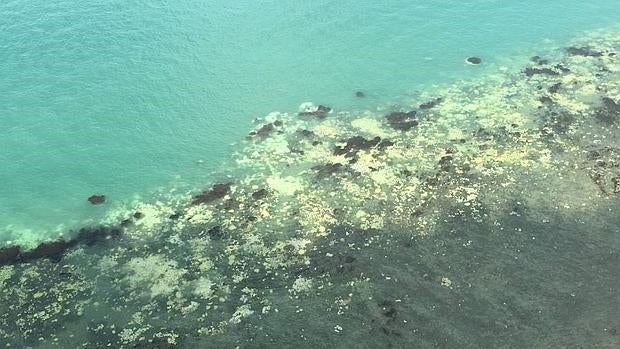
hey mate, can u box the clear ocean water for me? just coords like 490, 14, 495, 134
1, 0, 618, 246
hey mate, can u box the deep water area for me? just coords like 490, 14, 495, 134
1, 28, 619, 348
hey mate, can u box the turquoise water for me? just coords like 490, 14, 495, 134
1, 0, 619, 245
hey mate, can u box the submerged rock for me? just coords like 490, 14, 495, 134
298, 129, 315, 138
299, 105, 332, 119
548, 82, 562, 94
0, 226, 123, 266
385, 111, 418, 131
566, 46, 602, 57
248, 123, 276, 139
0, 246, 20, 265
333, 136, 393, 158
419, 98, 443, 110
87, 195, 105, 205
531, 55, 550, 65
256, 123, 275, 137
545, 111, 575, 135
595, 97, 620, 125
19, 240, 74, 263
76, 227, 121, 246
586, 147, 620, 167
251, 188, 269, 200
207, 226, 224, 240
192, 183, 232, 205
466, 56, 482, 65
313, 163, 344, 179
524, 67, 559, 77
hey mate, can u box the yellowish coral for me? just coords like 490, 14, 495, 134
313, 120, 341, 138
266, 175, 304, 196
350, 117, 389, 137
0, 266, 13, 290
185, 205, 214, 225
124, 254, 187, 298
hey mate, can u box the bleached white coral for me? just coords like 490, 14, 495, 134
192, 277, 215, 300
229, 304, 254, 324
313, 120, 341, 138
266, 175, 304, 196
351, 117, 389, 137
0, 266, 13, 289
185, 205, 214, 225
291, 276, 313, 295
124, 254, 187, 298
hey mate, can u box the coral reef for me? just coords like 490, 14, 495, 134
1, 28, 619, 348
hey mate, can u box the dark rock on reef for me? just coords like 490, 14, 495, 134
586, 147, 619, 166
595, 97, 620, 125
590, 170, 612, 195
539, 96, 554, 105
222, 198, 241, 211
76, 227, 121, 246
19, 240, 73, 263
313, 163, 343, 179
566, 46, 602, 57
333, 136, 394, 158
531, 56, 549, 65
438, 148, 457, 172
438, 154, 454, 172
332, 207, 344, 216
1, 226, 122, 266
545, 111, 575, 135
298, 129, 315, 138
207, 226, 224, 240
248, 121, 284, 139
613, 176, 620, 194
88, 195, 105, 205
0, 246, 20, 265
419, 98, 443, 110
169, 213, 181, 220
251, 188, 269, 200
548, 82, 562, 94
289, 147, 305, 155
255, 123, 274, 137
524, 67, 559, 77
192, 183, 232, 205
466, 56, 482, 65
257, 123, 274, 136
355, 91, 365, 98
586, 147, 620, 193
298, 105, 332, 119
385, 111, 418, 131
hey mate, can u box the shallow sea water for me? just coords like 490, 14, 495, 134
1, 1, 620, 349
